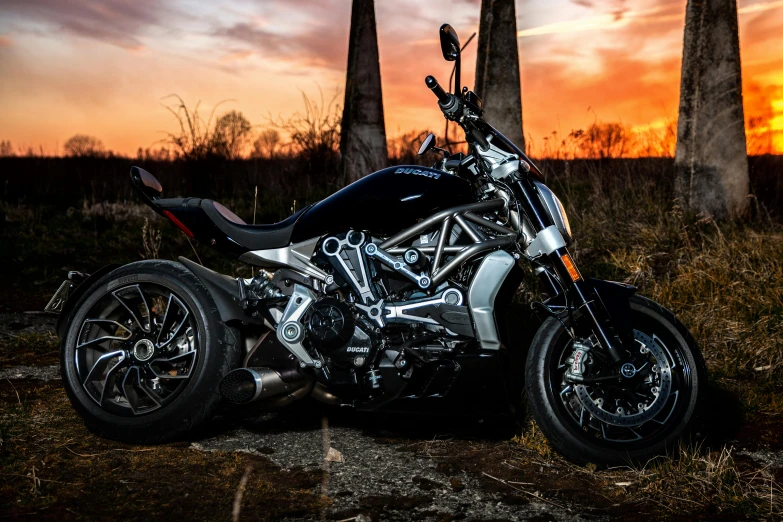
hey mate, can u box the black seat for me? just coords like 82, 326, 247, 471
201, 200, 309, 251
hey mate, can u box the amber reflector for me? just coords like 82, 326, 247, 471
561, 254, 581, 282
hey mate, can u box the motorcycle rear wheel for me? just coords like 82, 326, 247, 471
525, 295, 706, 466
60, 260, 241, 444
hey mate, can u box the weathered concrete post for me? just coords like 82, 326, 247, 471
475, 0, 524, 150
341, 0, 387, 184
675, 0, 749, 218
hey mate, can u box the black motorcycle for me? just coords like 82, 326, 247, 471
47, 24, 705, 465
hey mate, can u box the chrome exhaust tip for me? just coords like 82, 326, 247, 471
219, 367, 291, 405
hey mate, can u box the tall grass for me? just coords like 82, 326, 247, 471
536, 158, 783, 381
631, 443, 782, 517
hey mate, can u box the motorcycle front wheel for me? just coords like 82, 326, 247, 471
60, 260, 241, 444
525, 295, 706, 466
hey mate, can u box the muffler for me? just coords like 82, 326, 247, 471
220, 367, 309, 405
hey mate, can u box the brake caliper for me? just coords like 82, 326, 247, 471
564, 338, 595, 381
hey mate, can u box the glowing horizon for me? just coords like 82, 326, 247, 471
0, 0, 781, 157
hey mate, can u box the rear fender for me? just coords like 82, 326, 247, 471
178, 257, 265, 325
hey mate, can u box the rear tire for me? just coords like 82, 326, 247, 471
525, 295, 706, 466
60, 260, 241, 444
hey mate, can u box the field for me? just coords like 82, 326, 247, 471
1, 154, 782, 520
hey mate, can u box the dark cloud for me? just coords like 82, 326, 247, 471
612, 0, 630, 22
2, 0, 179, 49
211, 0, 353, 71
212, 20, 349, 70
570, 0, 629, 21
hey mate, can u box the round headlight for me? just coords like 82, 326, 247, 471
552, 193, 572, 242
533, 182, 573, 245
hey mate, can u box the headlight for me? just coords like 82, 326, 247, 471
534, 182, 573, 245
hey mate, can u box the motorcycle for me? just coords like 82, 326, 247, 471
47, 24, 705, 465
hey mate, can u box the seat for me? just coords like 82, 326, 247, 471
201, 200, 309, 251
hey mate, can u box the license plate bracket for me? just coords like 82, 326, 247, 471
44, 280, 73, 313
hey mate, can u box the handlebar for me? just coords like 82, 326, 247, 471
425, 75, 450, 105
424, 76, 544, 181
467, 123, 489, 151
425, 75, 489, 151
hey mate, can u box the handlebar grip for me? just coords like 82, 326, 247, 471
425, 75, 450, 105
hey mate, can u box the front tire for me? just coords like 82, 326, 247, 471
525, 295, 706, 466
61, 260, 241, 444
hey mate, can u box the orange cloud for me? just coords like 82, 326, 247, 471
0, 0, 781, 157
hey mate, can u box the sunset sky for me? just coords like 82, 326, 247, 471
1, 0, 782, 156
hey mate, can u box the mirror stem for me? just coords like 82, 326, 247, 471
454, 58, 461, 97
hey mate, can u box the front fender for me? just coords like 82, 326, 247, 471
543, 278, 636, 342
589, 278, 636, 343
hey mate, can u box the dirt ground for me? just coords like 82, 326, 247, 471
1, 312, 781, 521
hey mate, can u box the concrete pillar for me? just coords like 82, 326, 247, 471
475, 0, 524, 150
340, 0, 387, 183
675, 0, 749, 218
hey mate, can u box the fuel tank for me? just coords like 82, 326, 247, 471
290, 165, 474, 242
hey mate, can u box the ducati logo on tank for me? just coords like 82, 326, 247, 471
394, 167, 441, 179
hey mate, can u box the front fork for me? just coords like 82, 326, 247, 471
513, 177, 629, 365
545, 247, 627, 364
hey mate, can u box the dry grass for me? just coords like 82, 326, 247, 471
509, 430, 783, 519
540, 159, 783, 382
628, 443, 783, 518
512, 420, 553, 459
601, 211, 783, 379
0, 381, 329, 520
0, 332, 60, 368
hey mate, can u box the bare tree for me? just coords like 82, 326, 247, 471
0, 140, 13, 157
213, 110, 253, 159
251, 129, 282, 159
162, 94, 231, 160
271, 90, 342, 159
571, 123, 629, 159
63, 134, 105, 157
675, 0, 749, 218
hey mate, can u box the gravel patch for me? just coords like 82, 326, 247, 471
0, 364, 60, 381
194, 415, 586, 521
0, 312, 57, 339
739, 449, 783, 470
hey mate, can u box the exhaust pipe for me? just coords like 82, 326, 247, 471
220, 367, 307, 405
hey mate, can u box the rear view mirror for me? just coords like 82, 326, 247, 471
130, 166, 163, 201
439, 24, 462, 95
439, 24, 461, 61
418, 134, 436, 155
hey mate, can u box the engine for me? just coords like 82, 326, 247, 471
259, 229, 482, 406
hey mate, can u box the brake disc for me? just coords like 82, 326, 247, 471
573, 330, 673, 427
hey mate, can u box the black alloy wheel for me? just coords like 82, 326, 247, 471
61, 260, 241, 444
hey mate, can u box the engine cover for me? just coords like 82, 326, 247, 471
306, 298, 378, 368
307, 298, 354, 350
330, 319, 375, 368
